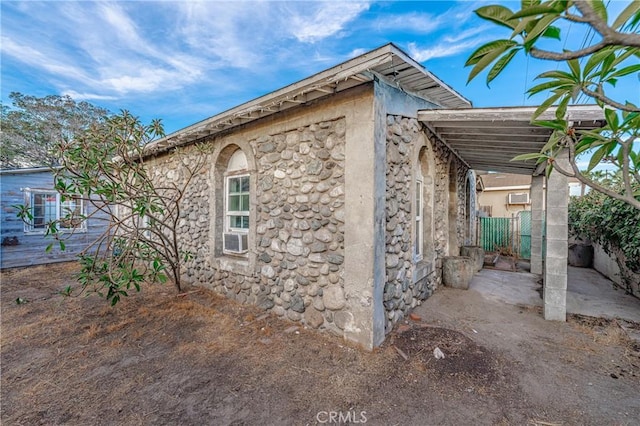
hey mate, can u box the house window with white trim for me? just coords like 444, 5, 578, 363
24, 189, 85, 233
223, 150, 250, 255
226, 175, 250, 231
415, 175, 423, 261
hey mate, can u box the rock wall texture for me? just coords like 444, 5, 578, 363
383, 114, 469, 333
148, 118, 348, 335
147, 111, 471, 341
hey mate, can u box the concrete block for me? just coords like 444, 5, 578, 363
546, 257, 568, 274
544, 273, 567, 290
544, 303, 567, 321
546, 209, 569, 227
547, 222, 569, 241
546, 239, 568, 256
546, 188, 568, 206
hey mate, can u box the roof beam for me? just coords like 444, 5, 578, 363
419, 105, 605, 123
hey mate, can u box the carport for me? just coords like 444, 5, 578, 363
418, 105, 605, 321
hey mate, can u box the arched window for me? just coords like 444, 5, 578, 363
415, 142, 435, 262
225, 150, 250, 234
214, 147, 251, 256
415, 170, 424, 260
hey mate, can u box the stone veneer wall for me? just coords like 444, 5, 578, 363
148, 118, 348, 335
383, 114, 469, 333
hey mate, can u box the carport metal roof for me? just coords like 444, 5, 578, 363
418, 105, 605, 175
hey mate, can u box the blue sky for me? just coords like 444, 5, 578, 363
2, 1, 638, 136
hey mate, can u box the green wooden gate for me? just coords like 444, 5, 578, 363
519, 211, 531, 260
478, 217, 515, 254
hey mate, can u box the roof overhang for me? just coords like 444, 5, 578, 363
146, 43, 471, 156
418, 105, 606, 175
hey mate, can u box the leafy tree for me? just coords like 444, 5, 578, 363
16, 111, 209, 305
466, 0, 640, 209
1, 92, 109, 168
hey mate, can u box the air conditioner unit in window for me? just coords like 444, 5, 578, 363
223, 232, 248, 254
508, 192, 530, 204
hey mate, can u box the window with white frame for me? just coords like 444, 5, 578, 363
226, 175, 250, 231
24, 189, 86, 233
222, 149, 250, 255
415, 175, 423, 260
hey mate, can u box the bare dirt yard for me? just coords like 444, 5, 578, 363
2, 262, 639, 425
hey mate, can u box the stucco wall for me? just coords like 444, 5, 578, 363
593, 242, 640, 298
478, 189, 531, 218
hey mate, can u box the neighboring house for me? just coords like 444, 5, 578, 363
478, 172, 586, 217
0, 167, 107, 268
477, 172, 533, 218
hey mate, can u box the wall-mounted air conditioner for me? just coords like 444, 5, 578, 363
223, 232, 248, 254
508, 192, 530, 204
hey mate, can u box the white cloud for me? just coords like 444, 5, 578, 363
407, 39, 481, 62
288, 2, 370, 43
62, 91, 118, 101
1, 2, 206, 98
374, 12, 443, 34
348, 48, 368, 58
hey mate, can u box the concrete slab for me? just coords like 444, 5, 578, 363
566, 266, 640, 323
466, 266, 640, 323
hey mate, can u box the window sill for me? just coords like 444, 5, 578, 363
413, 259, 433, 283
24, 228, 88, 235
213, 255, 255, 277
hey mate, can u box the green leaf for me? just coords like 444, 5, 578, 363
465, 39, 518, 66
528, 80, 573, 95
541, 25, 561, 40
511, 4, 559, 19
567, 58, 581, 79
555, 95, 570, 120
536, 70, 575, 80
604, 108, 619, 131
524, 14, 559, 44
59, 240, 66, 251
608, 64, 640, 79
531, 91, 565, 119
533, 119, 567, 131
587, 145, 608, 172
512, 152, 545, 161
486, 48, 520, 84
475, 5, 517, 29
467, 43, 517, 83
45, 243, 53, 253
584, 48, 616, 78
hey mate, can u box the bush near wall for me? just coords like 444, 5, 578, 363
569, 186, 640, 296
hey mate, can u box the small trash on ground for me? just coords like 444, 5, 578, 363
433, 347, 445, 359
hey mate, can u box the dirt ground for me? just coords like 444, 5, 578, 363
2, 262, 639, 425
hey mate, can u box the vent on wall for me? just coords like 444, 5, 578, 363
508, 192, 530, 204
223, 232, 248, 254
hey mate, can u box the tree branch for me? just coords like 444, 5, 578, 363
557, 137, 640, 209
580, 86, 640, 113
